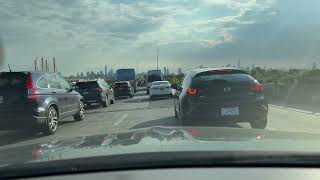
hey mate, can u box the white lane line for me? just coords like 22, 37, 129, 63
266, 127, 278, 131
113, 113, 128, 127
269, 104, 315, 115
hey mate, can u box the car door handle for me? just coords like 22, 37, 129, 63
52, 90, 57, 94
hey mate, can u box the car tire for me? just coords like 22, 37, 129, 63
110, 96, 115, 104
130, 94, 133, 98
250, 117, 267, 129
102, 96, 108, 107
74, 101, 85, 121
42, 106, 59, 135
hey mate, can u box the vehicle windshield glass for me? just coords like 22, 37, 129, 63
75, 82, 98, 89
0, 73, 26, 89
152, 82, 170, 86
148, 75, 162, 82
115, 82, 129, 87
194, 73, 255, 82
2, 0, 320, 176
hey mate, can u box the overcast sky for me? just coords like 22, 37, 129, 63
1, 0, 320, 75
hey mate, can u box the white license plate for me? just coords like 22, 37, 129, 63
221, 107, 239, 116
0, 96, 3, 104
83, 92, 89, 95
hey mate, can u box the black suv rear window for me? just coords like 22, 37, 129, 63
115, 82, 129, 88
0, 72, 27, 89
75, 81, 99, 89
193, 70, 255, 84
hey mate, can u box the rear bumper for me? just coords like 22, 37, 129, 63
0, 109, 47, 130
181, 99, 268, 122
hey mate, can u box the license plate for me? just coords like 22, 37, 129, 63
221, 107, 239, 116
0, 96, 3, 104
83, 92, 89, 95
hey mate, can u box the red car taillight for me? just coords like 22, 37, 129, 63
252, 84, 263, 93
186, 88, 198, 96
27, 73, 39, 103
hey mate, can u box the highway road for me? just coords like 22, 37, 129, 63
0, 88, 320, 150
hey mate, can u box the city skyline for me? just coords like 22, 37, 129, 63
1, 1, 320, 75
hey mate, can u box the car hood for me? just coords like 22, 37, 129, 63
1, 126, 320, 165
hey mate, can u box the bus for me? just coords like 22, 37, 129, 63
116, 69, 137, 92
146, 70, 163, 94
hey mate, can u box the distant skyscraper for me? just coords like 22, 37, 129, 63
245, 66, 250, 72
312, 62, 317, 70
178, 68, 182, 75
237, 58, 241, 68
166, 69, 169, 75
164, 67, 167, 75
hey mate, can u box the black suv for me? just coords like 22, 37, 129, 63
0, 71, 85, 135
114, 81, 134, 98
174, 68, 268, 129
75, 79, 115, 107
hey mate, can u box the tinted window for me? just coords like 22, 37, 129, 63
0, 72, 26, 89
47, 75, 60, 89
115, 82, 130, 88
147, 74, 162, 82
194, 73, 255, 83
152, 82, 170, 86
37, 75, 49, 88
57, 76, 71, 89
76, 81, 99, 89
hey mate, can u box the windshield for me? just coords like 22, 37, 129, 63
152, 81, 170, 86
75, 82, 98, 89
2, 0, 320, 176
115, 82, 130, 87
148, 75, 162, 82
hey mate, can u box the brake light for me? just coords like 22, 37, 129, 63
27, 74, 39, 103
96, 87, 102, 92
186, 88, 198, 96
252, 84, 263, 92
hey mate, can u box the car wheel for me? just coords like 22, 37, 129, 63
178, 107, 193, 126
110, 96, 115, 104
43, 106, 59, 135
74, 101, 85, 121
250, 117, 267, 129
102, 96, 108, 107
130, 94, 133, 98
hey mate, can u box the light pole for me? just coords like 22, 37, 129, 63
156, 48, 159, 70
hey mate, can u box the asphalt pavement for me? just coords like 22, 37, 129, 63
1, 88, 320, 150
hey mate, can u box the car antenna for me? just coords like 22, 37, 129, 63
8, 64, 12, 72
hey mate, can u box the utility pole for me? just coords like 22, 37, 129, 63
34, 57, 38, 71
45, 59, 48, 72
41, 57, 44, 71
156, 48, 159, 70
53, 57, 56, 72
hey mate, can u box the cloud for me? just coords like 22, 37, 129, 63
1, 0, 319, 73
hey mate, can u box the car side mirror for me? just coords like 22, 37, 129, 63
68, 87, 73, 92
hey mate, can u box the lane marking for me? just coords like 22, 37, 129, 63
266, 127, 278, 131
113, 113, 128, 127
269, 104, 316, 115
